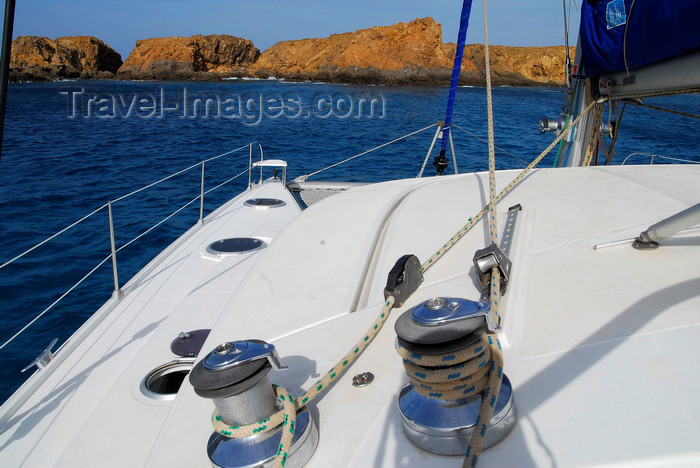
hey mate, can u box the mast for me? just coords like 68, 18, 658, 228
0, 0, 16, 164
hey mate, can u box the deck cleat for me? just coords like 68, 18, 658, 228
395, 298, 517, 456
189, 340, 318, 468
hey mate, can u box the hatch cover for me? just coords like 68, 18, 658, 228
206, 238, 266, 256
170, 329, 211, 358
244, 198, 286, 209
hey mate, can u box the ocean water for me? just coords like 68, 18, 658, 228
0, 80, 698, 402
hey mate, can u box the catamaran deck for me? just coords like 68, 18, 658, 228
1, 165, 699, 467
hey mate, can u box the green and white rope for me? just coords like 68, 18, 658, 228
396, 334, 491, 400
212, 386, 296, 468
465, 334, 504, 468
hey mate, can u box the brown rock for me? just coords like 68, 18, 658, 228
444, 43, 573, 86
117, 35, 260, 80
251, 17, 452, 85
252, 17, 571, 86
10, 36, 122, 81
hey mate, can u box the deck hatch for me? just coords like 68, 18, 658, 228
140, 359, 195, 401
206, 238, 267, 256
244, 198, 286, 209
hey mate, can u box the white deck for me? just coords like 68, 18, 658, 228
1, 165, 699, 467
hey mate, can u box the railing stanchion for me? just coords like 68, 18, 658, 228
258, 143, 264, 183
199, 162, 205, 223
108, 201, 121, 298
248, 143, 253, 188
448, 128, 459, 174
418, 125, 443, 178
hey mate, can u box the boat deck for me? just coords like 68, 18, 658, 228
1, 165, 699, 467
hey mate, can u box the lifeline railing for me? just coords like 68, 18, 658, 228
0, 142, 264, 351
621, 152, 700, 165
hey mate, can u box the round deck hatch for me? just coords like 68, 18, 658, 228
140, 359, 194, 401
244, 198, 286, 209
206, 238, 266, 256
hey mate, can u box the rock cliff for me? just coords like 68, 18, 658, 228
9, 19, 570, 86
252, 18, 570, 86
10, 36, 122, 81
251, 17, 453, 84
117, 35, 260, 80
448, 44, 571, 87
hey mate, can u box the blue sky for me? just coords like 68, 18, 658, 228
12, 1, 579, 60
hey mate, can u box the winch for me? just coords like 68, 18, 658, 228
189, 340, 318, 468
395, 297, 517, 455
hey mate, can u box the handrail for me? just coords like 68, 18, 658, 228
110, 144, 251, 205
0, 143, 261, 351
296, 124, 437, 181
0, 203, 108, 270
621, 152, 700, 165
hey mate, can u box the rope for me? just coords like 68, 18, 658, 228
396, 335, 491, 400
453, 3, 505, 466
603, 87, 700, 101
622, 0, 637, 79
420, 99, 599, 277
212, 386, 296, 468
626, 100, 700, 120
582, 103, 605, 166
210, 96, 599, 466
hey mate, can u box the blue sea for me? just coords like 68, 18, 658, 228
0, 80, 698, 402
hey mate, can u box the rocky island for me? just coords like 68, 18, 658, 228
10, 36, 122, 81
117, 35, 260, 80
10, 18, 570, 86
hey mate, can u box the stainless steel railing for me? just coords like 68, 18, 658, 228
0, 142, 264, 350
621, 152, 700, 165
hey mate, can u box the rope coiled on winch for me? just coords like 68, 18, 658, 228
396, 334, 492, 401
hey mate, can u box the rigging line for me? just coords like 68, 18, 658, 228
624, 100, 700, 120
0, 252, 114, 350
562, 0, 571, 93
456, 3, 504, 467
622, 0, 637, 78
110, 144, 251, 204
115, 195, 201, 254
0, 145, 253, 269
452, 124, 530, 165
202, 168, 249, 197
605, 102, 626, 164
482, 3, 498, 249
421, 98, 600, 277
302, 123, 438, 179
0, 203, 109, 270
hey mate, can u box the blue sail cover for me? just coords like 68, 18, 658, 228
579, 0, 700, 77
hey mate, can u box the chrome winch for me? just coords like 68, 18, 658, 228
189, 340, 318, 468
395, 297, 517, 456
